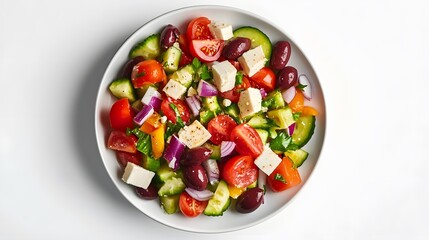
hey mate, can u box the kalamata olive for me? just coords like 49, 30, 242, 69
276, 66, 298, 90
222, 37, 251, 60
120, 56, 144, 79
160, 24, 180, 50
235, 188, 264, 213
270, 41, 291, 70
183, 165, 208, 191
180, 147, 212, 167
135, 184, 158, 200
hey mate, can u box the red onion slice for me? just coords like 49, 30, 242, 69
185, 188, 214, 201
282, 86, 296, 104
202, 159, 219, 185
298, 74, 312, 100
197, 80, 218, 97
257, 169, 267, 192
220, 141, 236, 158
259, 88, 268, 99
163, 135, 185, 170
287, 122, 296, 136
147, 96, 162, 111
185, 96, 202, 117
133, 104, 154, 125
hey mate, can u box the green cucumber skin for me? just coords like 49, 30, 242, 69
233, 26, 272, 59
129, 34, 161, 60
285, 149, 309, 168
108, 78, 136, 102
291, 115, 316, 148
204, 180, 230, 216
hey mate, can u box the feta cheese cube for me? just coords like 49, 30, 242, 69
238, 87, 262, 118
141, 86, 162, 105
209, 22, 234, 40
212, 60, 237, 93
163, 79, 187, 99
122, 162, 155, 189
238, 46, 267, 77
254, 145, 282, 176
178, 120, 212, 149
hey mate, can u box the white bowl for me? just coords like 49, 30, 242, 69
95, 5, 326, 233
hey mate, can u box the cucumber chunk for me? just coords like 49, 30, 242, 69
142, 155, 161, 172
129, 34, 161, 60
161, 46, 181, 73
170, 64, 195, 88
108, 78, 136, 102
285, 149, 309, 168
160, 194, 180, 214
204, 180, 231, 216
247, 113, 277, 130
262, 89, 285, 110
202, 142, 221, 160
267, 107, 295, 129
255, 129, 269, 145
157, 177, 186, 197
233, 26, 272, 59
291, 115, 316, 147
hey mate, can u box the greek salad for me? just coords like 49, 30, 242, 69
106, 16, 318, 217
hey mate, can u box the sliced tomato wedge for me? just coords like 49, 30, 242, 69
230, 124, 264, 158
109, 98, 135, 131
189, 39, 224, 62
107, 130, 138, 153
267, 157, 302, 192
179, 191, 208, 217
186, 17, 213, 40
131, 59, 166, 88
222, 155, 258, 188
207, 115, 237, 145
249, 67, 276, 91
160, 97, 191, 124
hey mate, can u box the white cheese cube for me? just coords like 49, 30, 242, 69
122, 162, 155, 189
178, 120, 212, 149
141, 86, 162, 105
238, 87, 262, 118
238, 45, 267, 77
212, 60, 237, 93
254, 145, 282, 176
162, 79, 187, 99
209, 22, 234, 40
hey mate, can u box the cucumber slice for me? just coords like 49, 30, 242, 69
202, 142, 221, 160
291, 115, 316, 147
285, 149, 309, 168
255, 129, 269, 145
262, 89, 285, 110
222, 102, 241, 124
233, 26, 272, 59
160, 194, 180, 214
108, 78, 136, 102
156, 162, 181, 183
202, 96, 222, 114
142, 155, 160, 172
157, 177, 186, 197
267, 107, 295, 129
170, 64, 195, 88
247, 113, 277, 130
161, 46, 181, 73
204, 180, 230, 216
129, 34, 161, 60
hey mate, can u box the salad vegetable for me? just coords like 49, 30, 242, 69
106, 16, 318, 217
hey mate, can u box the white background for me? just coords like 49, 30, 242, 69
1, 0, 428, 239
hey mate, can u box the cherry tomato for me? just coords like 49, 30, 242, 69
131, 59, 166, 88
107, 130, 137, 153
267, 157, 302, 192
219, 76, 250, 102
249, 67, 276, 91
230, 124, 263, 158
116, 151, 141, 168
179, 191, 208, 217
160, 97, 191, 124
186, 17, 213, 40
109, 98, 135, 131
207, 115, 237, 145
189, 39, 224, 62
222, 155, 258, 188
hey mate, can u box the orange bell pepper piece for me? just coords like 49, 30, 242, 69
146, 112, 162, 128
288, 89, 305, 113
150, 123, 165, 159
139, 121, 156, 134
301, 106, 318, 116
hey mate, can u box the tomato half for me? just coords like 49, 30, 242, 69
267, 157, 302, 192
179, 191, 208, 217
222, 155, 258, 188
107, 130, 138, 153
189, 39, 224, 62
116, 151, 141, 167
160, 97, 191, 124
109, 98, 135, 131
186, 17, 213, 40
219, 76, 250, 102
230, 124, 264, 158
249, 67, 276, 91
207, 115, 237, 145
131, 59, 166, 88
